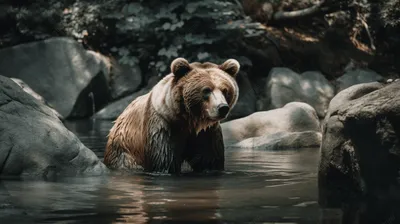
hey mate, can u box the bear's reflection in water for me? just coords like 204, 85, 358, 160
103, 174, 224, 223
1, 172, 224, 223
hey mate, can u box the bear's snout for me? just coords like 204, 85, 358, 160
206, 89, 230, 120
217, 103, 230, 118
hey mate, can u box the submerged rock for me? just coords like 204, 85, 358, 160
0, 75, 108, 179
228, 131, 322, 150
222, 102, 321, 146
318, 81, 400, 207
0, 37, 111, 119
257, 67, 335, 118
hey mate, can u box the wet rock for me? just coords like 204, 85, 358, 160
222, 102, 321, 146
94, 76, 160, 120
10, 78, 63, 120
109, 58, 142, 100
225, 72, 256, 121
257, 67, 335, 118
228, 131, 322, 150
335, 68, 385, 93
0, 37, 111, 119
318, 81, 400, 208
322, 82, 385, 128
0, 75, 108, 178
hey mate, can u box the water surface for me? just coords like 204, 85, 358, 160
0, 119, 343, 223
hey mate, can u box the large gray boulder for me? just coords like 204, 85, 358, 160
222, 102, 321, 146
94, 88, 150, 120
0, 37, 111, 119
335, 68, 385, 93
318, 80, 400, 208
0, 75, 108, 179
257, 68, 335, 118
94, 76, 160, 120
108, 57, 143, 100
10, 77, 63, 120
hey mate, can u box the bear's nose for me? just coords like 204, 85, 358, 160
217, 104, 230, 118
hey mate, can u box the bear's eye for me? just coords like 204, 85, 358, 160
222, 88, 229, 97
202, 87, 212, 100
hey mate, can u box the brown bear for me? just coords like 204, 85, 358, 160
103, 57, 240, 174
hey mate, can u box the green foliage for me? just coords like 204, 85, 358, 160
7, 1, 63, 40
380, 0, 400, 27
62, 1, 103, 39
0, 0, 110, 46
102, 0, 262, 76
1, 0, 399, 80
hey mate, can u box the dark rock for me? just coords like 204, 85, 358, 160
109, 58, 142, 100
257, 67, 335, 118
322, 82, 385, 127
335, 68, 385, 93
222, 102, 321, 146
339, 199, 400, 224
318, 81, 400, 208
0, 75, 108, 178
0, 37, 111, 119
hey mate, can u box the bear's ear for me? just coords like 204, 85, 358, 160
219, 59, 240, 78
171, 57, 192, 79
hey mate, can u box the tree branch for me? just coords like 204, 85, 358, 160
272, 0, 327, 21
360, 18, 376, 51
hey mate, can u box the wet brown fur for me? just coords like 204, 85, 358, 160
104, 58, 239, 173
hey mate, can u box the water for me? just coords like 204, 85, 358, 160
0, 119, 344, 223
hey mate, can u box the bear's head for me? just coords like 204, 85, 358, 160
169, 57, 240, 133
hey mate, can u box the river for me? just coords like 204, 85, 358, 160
0, 119, 343, 223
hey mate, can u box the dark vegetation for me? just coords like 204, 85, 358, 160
0, 0, 399, 86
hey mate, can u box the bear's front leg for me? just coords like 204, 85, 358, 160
185, 124, 225, 173
144, 124, 184, 174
